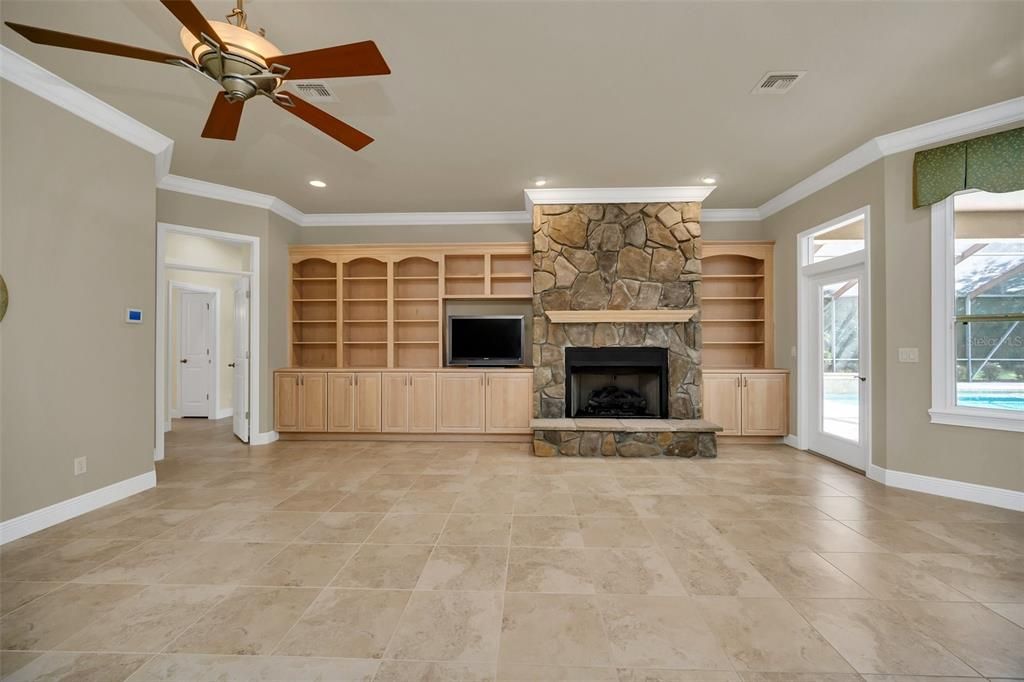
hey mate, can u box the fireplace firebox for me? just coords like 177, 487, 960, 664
564, 347, 669, 419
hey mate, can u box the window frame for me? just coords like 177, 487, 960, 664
929, 194, 1024, 433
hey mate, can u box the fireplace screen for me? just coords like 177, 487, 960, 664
565, 347, 668, 419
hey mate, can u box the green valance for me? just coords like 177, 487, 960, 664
912, 126, 1024, 208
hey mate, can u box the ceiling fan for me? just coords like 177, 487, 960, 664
4, 0, 390, 150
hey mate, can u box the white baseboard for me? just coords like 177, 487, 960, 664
169, 408, 181, 419
783, 434, 801, 449
215, 407, 234, 420
868, 464, 1023, 512
250, 430, 279, 446
0, 470, 157, 545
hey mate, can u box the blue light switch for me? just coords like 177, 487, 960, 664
126, 308, 143, 324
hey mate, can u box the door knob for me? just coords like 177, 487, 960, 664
228, 362, 236, 368
180, 359, 188, 364
858, 376, 867, 382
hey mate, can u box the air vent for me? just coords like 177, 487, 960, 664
751, 71, 806, 95
292, 82, 337, 102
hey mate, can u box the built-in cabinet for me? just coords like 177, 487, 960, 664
703, 369, 788, 436
275, 369, 532, 436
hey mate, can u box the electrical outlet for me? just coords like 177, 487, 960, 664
898, 347, 919, 363
74, 457, 87, 476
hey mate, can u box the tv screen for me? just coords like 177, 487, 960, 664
448, 316, 525, 366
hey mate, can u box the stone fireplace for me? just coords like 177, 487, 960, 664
531, 200, 720, 457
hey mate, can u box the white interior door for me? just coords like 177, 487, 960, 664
807, 265, 869, 470
180, 291, 214, 417
232, 278, 250, 442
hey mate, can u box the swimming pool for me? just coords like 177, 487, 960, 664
824, 390, 1024, 411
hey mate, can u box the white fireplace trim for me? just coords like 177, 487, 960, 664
525, 186, 716, 211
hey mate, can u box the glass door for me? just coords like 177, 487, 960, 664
808, 266, 868, 470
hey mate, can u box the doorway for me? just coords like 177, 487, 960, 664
156, 223, 260, 460
797, 207, 871, 471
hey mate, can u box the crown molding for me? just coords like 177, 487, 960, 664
0, 45, 174, 182
757, 96, 1024, 220
525, 186, 716, 212
302, 210, 531, 227
701, 208, 761, 222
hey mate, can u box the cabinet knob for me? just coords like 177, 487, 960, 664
180, 359, 188, 364
228, 362, 236, 368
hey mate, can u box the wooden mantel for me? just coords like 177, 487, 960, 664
545, 310, 697, 324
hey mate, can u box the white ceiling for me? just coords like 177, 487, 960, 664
2, 1, 1022, 213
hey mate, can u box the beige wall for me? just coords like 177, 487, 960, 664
297, 223, 532, 244
703, 219, 766, 242
1, 83, 156, 521
763, 147, 1022, 492
156, 192, 298, 434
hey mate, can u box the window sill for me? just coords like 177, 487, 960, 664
929, 407, 1024, 433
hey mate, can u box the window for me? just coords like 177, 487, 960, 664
809, 217, 866, 264
930, 189, 1024, 432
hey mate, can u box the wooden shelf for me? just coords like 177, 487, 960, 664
702, 243, 774, 371
703, 274, 765, 280
294, 341, 337, 345
294, 298, 337, 302
343, 341, 387, 345
394, 276, 439, 281
294, 320, 337, 324
703, 296, 765, 301
445, 275, 485, 280
344, 298, 387, 302
345, 319, 387, 324
395, 298, 438, 302
294, 277, 337, 281
397, 319, 438, 323
490, 273, 531, 280
342, 276, 387, 281
395, 341, 439, 345
443, 294, 532, 300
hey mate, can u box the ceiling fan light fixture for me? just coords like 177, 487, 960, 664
309, 179, 327, 188
180, 22, 283, 100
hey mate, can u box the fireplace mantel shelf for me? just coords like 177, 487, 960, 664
546, 309, 697, 324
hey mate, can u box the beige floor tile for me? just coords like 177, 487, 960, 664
629, 494, 709, 518
131, 653, 380, 681
0, 651, 41, 680
506, 547, 596, 594
617, 669, 741, 681
57, 584, 231, 652
274, 588, 410, 658
3, 538, 140, 582
736, 674, 862, 682
418, 546, 509, 591
226, 512, 322, 542
167, 585, 318, 655
572, 494, 639, 517
356, 473, 419, 491
392, 491, 460, 513
273, 489, 346, 512
366, 513, 449, 544
410, 474, 470, 492
743, 552, 871, 598
819, 552, 971, 601
662, 548, 779, 597
244, 543, 358, 587
838, 520, 961, 553
788, 598, 976, 676
887, 600, 1024, 678
697, 596, 854, 673
452, 490, 517, 514
565, 477, 627, 496
298, 512, 384, 543
0, 581, 62, 616
901, 553, 1024, 602
498, 663, 619, 680
0, 583, 145, 650
0, 652, 150, 682
854, 676, 981, 682
376, 659, 495, 681
0, 538, 61, 575
440, 514, 513, 546
514, 492, 576, 515
330, 490, 402, 512
598, 595, 732, 670
986, 601, 1024, 628
806, 496, 901, 521
511, 515, 584, 547
331, 544, 433, 589
642, 517, 736, 551
582, 548, 686, 595
579, 517, 656, 548
90, 509, 200, 539
386, 590, 502, 663
74, 540, 205, 584
159, 542, 285, 584
910, 521, 1024, 555
500, 593, 613, 666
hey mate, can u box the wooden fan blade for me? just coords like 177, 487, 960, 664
4, 22, 186, 64
202, 94, 244, 140
267, 40, 390, 80
274, 91, 373, 151
159, 0, 225, 50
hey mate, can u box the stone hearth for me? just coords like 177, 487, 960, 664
531, 201, 717, 457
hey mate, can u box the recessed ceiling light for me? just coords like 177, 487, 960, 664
309, 180, 327, 188
701, 176, 717, 185
534, 178, 547, 187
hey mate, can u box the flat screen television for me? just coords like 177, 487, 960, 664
447, 315, 525, 366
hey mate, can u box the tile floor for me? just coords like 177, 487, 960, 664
1, 418, 1021, 681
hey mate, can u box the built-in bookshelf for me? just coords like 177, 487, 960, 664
289, 243, 530, 369
701, 241, 774, 369
291, 257, 338, 367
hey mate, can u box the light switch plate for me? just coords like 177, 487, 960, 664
898, 347, 919, 363
74, 457, 87, 476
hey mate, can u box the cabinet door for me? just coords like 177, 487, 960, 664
485, 373, 532, 433
703, 373, 742, 436
274, 373, 302, 432
300, 373, 327, 432
741, 373, 788, 436
409, 373, 437, 432
436, 373, 485, 433
327, 373, 355, 432
354, 372, 383, 432
382, 373, 410, 432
